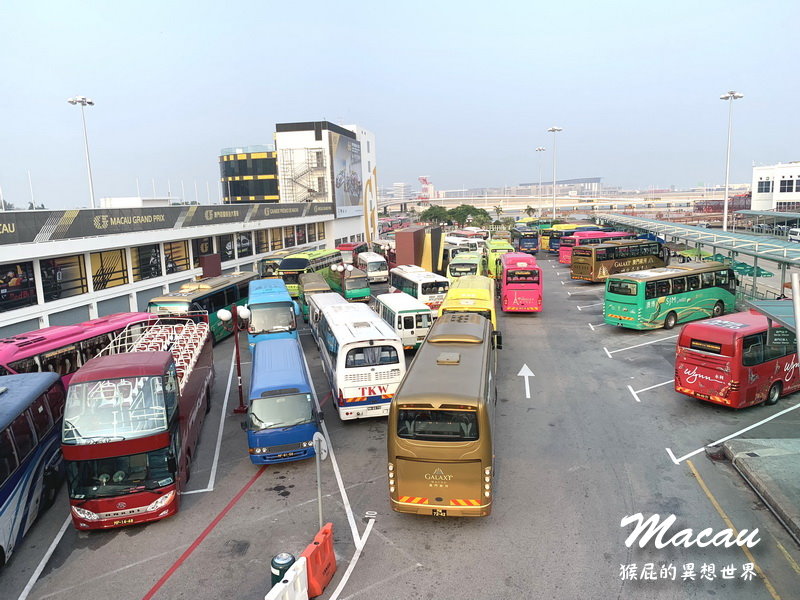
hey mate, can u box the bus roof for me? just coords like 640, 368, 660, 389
0, 373, 60, 430
284, 248, 340, 260
375, 292, 433, 313
393, 313, 490, 406
501, 253, 538, 268
568, 230, 630, 240
680, 310, 774, 340
357, 251, 386, 263
70, 352, 173, 384
299, 272, 331, 292
249, 278, 291, 297
322, 303, 400, 344
487, 240, 514, 250
179, 272, 257, 292
250, 339, 309, 399
608, 261, 725, 281
308, 292, 349, 312
337, 241, 366, 250
589, 239, 657, 249
0, 313, 154, 366
447, 275, 494, 296
450, 252, 483, 263
391, 266, 448, 283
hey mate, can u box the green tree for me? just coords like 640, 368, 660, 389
493, 205, 503, 220
524, 205, 535, 218
472, 214, 492, 229
501, 217, 517, 230
419, 205, 450, 224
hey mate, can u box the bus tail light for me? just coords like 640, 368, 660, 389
388, 462, 395, 491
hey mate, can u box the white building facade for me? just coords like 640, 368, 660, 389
752, 162, 800, 211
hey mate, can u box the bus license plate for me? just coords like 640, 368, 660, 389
113, 518, 135, 526
432, 509, 447, 517
367, 405, 382, 411
695, 392, 710, 400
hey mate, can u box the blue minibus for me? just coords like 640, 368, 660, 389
246, 279, 300, 348
243, 339, 321, 464
0, 372, 66, 567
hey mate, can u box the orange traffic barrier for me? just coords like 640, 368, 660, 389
300, 522, 336, 598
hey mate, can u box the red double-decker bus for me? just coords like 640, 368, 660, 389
61, 315, 214, 529
0, 313, 156, 387
674, 310, 800, 408
336, 241, 369, 265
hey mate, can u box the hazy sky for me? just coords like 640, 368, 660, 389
1, 1, 798, 209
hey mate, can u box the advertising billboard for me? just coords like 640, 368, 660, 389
330, 132, 363, 218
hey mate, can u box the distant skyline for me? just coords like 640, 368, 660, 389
1, 0, 798, 210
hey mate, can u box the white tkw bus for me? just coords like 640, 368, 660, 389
316, 303, 406, 420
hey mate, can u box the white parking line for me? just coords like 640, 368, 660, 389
588, 322, 606, 331
666, 401, 800, 465
603, 334, 679, 357
627, 379, 673, 402
328, 516, 375, 600
577, 302, 603, 311
17, 516, 71, 600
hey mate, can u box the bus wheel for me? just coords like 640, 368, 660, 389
664, 312, 678, 330
712, 301, 724, 317
766, 382, 781, 406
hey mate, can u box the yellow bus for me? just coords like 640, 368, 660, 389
486, 240, 514, 279
540, 223, 577, 252
438, 275, 497, 330
388, 312, 500, 517
571, 239, 666, 283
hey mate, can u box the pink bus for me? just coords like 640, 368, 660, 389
0, 312, 155, 387
558, 231, 635, 265
500, 253, 542, 313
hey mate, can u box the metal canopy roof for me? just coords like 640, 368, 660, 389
746, 300, 797, 332
595, 213, 800, 266
735, 210, 800, 221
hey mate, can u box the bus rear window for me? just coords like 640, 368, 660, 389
421, 282, 448, 296
345, 345, 399, 367
607, 280, 637, 296
506, 270, 539, 284
397, 409, 478, 441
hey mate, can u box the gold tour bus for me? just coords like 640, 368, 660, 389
388, 312, 501, 517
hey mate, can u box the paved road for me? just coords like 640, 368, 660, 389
4, 263, 800, 600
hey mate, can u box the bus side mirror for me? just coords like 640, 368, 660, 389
293, 301, 300, 316
168, 456, 177, 472
492, 330, 503, 350
318, 410, 324, 423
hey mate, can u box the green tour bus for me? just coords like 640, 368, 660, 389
603, 261, 737, 330
146, 271, 259, 342
326, 266, 371, 302
298, 272, 332, 321
486, 240, 515, 279
277, 249, 342, 297
447, 251, 487, 282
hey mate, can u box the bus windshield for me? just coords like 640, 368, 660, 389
345, 276, 369, 290
450, 264, 477, 276
280, 258, 311, 271
67, 447, 173, 499
519, 237, 538, 249
421, 282, 449, 295
366, 261, 386, 272
397, 409, 479, 441
248, 302, 295, 334
63, 376, 170, 443
607, 280, 638, 296
345, 345, 399, 367
249, 393, 313, 430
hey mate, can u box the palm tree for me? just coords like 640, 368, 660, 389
493, 205, 503, 220
524, 205, 535, 218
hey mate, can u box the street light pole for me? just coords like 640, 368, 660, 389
720, 91, 743, 232
67, 96, 97, 209
535, 147, 546, 218
547, 127, 563, 221
217, 305, 251, 414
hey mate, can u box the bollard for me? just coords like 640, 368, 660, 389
270, 552, 295, 587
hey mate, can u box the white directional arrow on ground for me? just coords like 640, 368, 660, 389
517, 364, 535, 399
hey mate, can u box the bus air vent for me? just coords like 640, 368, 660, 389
353, 322, 371, 328
437, 352, 461, 365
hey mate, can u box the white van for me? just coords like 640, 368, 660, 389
356, 251, 389, 283
788, 228, 800, 243
372, 292, 435, 350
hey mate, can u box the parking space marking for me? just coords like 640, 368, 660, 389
666, 401, 800, 465
184, 349, 236, 495
577, 302, 603, 311
328, 516, 376, 600
603, 334, 679, 358
627, 379, 673, 403
687, 460, 781, 600
588, 322, 606, 331
17, 516, 71, 600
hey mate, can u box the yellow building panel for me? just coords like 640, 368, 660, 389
255, 175, 276, 180
236, 154, 247, 160
250, 152, 268, 159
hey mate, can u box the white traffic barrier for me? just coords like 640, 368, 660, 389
265, 556, 309, 600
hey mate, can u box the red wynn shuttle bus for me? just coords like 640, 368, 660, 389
61, 315, 213, 529
674, 310, 800, 408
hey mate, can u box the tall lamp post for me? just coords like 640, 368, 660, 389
720, 91, 743, 232
547, 127, 563, 220
535, 147, 546, 218
217, 305, 251, 414
67, 96, 97, 209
